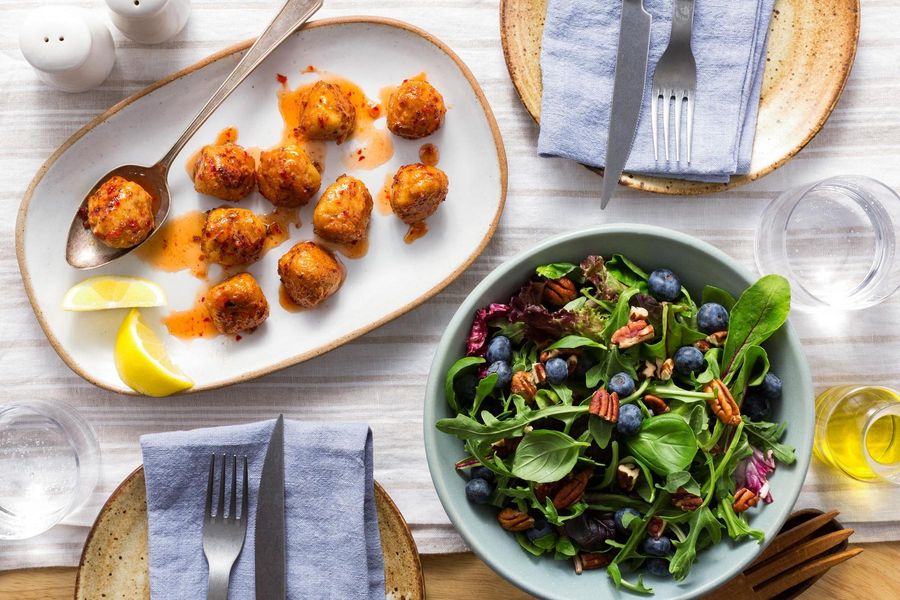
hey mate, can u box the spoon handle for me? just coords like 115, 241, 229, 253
157, 0, 323, 171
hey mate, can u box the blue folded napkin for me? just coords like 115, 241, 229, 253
538, 0, 776, 182
140, 419, 384, 600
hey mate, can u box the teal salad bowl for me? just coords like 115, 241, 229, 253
423, 226, 814, 599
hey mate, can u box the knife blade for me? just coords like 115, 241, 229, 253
600, 0, 653, 209
256, 415, 286, 599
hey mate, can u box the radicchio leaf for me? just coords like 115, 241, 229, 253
466, 303, 511, 356
508, 280, 606, 344
580, 255, 626, 301
734, 447, 776, 504
564, 511, 617, 551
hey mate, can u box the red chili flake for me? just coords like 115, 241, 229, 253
358, 155, 365, 162
235, 335, 242, 341
368, 105, 381, 119
276, 73, 288, 85
304, 65, 315, 72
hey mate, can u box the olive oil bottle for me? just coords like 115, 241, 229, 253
814, 385, 900, 483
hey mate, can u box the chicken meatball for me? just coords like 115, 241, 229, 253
86, 175, 155, 249
205, 273, 269, 334
191, 143, 256, 202
201, 207, 267, 267
297, 81, 356, 144
277, 241, 345, 309
390, 163, 449, 224
256, 145, 321, 208
387, 79, 446, 139
312, 175, 373, 244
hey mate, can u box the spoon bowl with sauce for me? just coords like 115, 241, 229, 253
65, 0, 323, 269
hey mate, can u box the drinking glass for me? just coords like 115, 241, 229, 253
814, 385, 900, 484
755, 175, 900, 310
0, 401, 101, 539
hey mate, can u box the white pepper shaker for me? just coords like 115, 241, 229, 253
106, 0, 191, 45
19, 6, 116, 93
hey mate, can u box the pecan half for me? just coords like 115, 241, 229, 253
534, 481, 562, 504
497, 507, 534, 532
647, 516, 666, 539
672, 487, 703, 512
611, 320, 655, 349
531, 362, 548, 385
552, 468, 593, 509
707, 331, 727, 347
693, 340, 712, 352
629, 306, 649, 321
658, 358, 674, 381
543, 277, 578, 307
574, 552, 611, 574
641, 360, 657, 379
705, 379, 741, 426
589, 389, 619, 423
733, 487, 760, 513
617, 462, 640, 492
643, 394, 669, 415
510, 371, 537, 403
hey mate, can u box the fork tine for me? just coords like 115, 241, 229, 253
755, 546, 864, 599
651, 89, 659, 161
685, 92, 694, 164
240, 456, 248, 521
674, 92, 682, 162
745, 528, 855, 587
205, 454, 215, 522
229, 454, 237, 522
216, 453, 226, 521
755, 510, 840, 564
662, 90, 671, 161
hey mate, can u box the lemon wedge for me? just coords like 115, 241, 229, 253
63, 276, 167, 311
115, 309, 193, 397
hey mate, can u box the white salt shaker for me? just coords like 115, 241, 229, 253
19, 6, 116, 93
106, 0, 191, 45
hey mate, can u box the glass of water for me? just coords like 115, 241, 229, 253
0, 401, 100, 540
755, 175, 900, 310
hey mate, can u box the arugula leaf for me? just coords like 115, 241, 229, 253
489, 319, 526, 344
606, 254, 650, 289
589, 415, 614, 449
646, 303, 706, 360
444, 356, 485, 414
626, 414, 699, 476
646, 381, 714, 403
536, 262, 577, 280
437, 404, 591, 443
701, 285, 737, 311
744, 419, 796, 464
670, 507, 723, 581
511, 342, 538, 372
584, 493, 651, 513
469, 374, 498, 417
716, 499, 765, 542
597, 441, 620, 488
547, 335, 607, 350
607, 563, 653, 595
511, 430, 589, 483
601, 287, 642, 343
554, 536, 579, 560
514, 532, 546, 556
721, 275, 791, 378
657, 471, 701, 496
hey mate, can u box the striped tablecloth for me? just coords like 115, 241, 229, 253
1, 0, 899, 571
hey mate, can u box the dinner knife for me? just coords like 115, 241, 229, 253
600, 0, 653, 209
256, 415, 286, 599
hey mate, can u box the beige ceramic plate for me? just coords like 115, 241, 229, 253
16, 17, 506, 395
74, 467, 423, 599
500, 0, 859, 194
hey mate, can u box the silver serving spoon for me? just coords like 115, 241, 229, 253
66, 0, 323, 269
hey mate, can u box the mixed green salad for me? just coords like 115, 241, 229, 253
437, 254, 795, 594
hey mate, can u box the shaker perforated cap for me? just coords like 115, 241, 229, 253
106, 0, 170, 17
19, 6, 93, 73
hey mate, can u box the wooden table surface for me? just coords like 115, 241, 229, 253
1, 544, 897, 599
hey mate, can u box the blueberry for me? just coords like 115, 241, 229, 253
465, 477, 493, 504
617, 404, 643, 436
526, 518, 555, 542
697, 303, 729, 334
455, 372, 478, 403
614, 507, 642, 534
486, 361, 512, 388
742, 393, 771, 421
641, 535, 673, 557
645, 557, 671, 577
545, 357, 569, 384
759, 372, 783, 399
648, 269, 681, 302
486, 336, 512, 365
674, 346, 705, 375
608, 372, 636, 397
470, 466, 495, 483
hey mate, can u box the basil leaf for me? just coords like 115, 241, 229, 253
657, 471, 701, 496
598, 441, 620, 488
601, 287, 642, 343
726, 345, 769, 404
606, 254, 649, 288
586, 346, 638, 389
536, 262, 577, 280
511, 430, 589, 483
469, 374, 498, 417
646, 303, 706, 360
589, 415, 614, 449
694, 348, 721, 384
721, 275, 791, 378
547, 335, 607, 350
701, 285, 737, 311
554, 536, 579, 558
445, 356, 485, 414
621, 454, 656, 502
626, 414, 699, 476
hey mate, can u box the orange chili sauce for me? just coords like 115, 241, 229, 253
261, 207, 302, 253
163, 289, 220, 340
317, 236, 369, 260
419, 143, 439, 166
279, 285, 303, 313
135, 211, 207, 279
375, 173, 394, 216
404, 222, 428, 244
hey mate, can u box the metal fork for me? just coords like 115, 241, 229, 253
202, 454, 249, 600
651, 0, 697, 163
